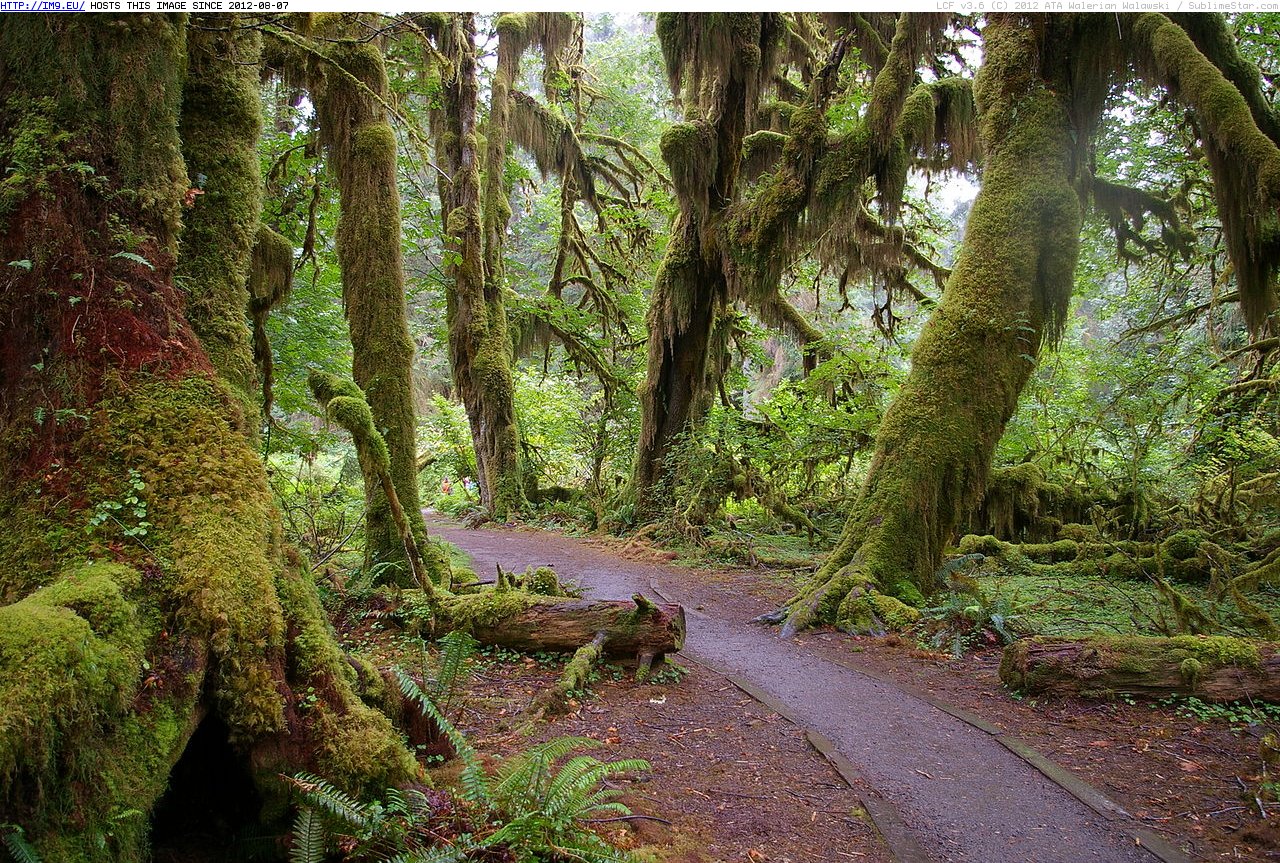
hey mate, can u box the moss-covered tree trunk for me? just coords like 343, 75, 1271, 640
464, 14, 539, 519
177, 15, 263, 432
632, 13, 779, 521
429, 13, 524, 521
782, 14, 1084, 634
307, 15, 434, 576
633, 217, 727, 519
0, 17, 414, 859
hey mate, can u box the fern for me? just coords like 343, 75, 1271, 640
431, 630, 479, 713
289, 808, 327, 863
2, 826, 40, 863
286, 773, 371, 831
109, 251, 155, 270
484, 738, 649, 863
394, 667, 490, 807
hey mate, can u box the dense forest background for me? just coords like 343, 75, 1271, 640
5, 11, 1280, 862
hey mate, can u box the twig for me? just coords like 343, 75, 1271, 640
585, 814, 673, 825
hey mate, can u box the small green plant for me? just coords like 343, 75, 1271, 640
917, 585, 1030, 658
85, 469, 152, 548
1157, 695, 1280, 727
2, 825, 40, 863
643, 661, 689, 686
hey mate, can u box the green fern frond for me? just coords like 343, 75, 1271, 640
394, 667, 490, 807
385, 838, 475, 862
288, 808, 326, 863
432, 630, 479, 710
2, 826, 41, 863
492, 735, 600, 807
286, 773, 370, 830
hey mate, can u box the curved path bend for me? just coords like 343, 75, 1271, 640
430, 520, 1184, 863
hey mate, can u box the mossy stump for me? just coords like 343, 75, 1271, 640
999, 635, 1280, 702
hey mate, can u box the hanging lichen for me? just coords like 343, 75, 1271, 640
1131, 12, 1280, 330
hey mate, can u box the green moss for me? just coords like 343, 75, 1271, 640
1161, 530, 1207, 561
438, 589, 541, 631
0, 564, 144, 788
313, 703, 419, 797
520, 565, 565, 597
1180, 657, 1203, 687
177, 18, 264, 420
958, 534, 1008, 556
836, 589, 923, 634
309, 19, 435, 563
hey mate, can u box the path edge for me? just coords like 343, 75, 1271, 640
649, 579, 1192, 863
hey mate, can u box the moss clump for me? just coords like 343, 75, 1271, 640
958, 534, 1007, 556
0, 563, 144, 791
1179, 657, 1203, 687
519, 565, 566, 597
312, 702, 419, 797
438, 590, 541, 631
1161, 529, 1207, 561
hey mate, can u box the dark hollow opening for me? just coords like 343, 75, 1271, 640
150, 713, 274, 862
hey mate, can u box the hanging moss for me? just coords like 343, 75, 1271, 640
782, 15, 1088, 634
247, 224, 294, 418
1131, 12, 1280, 330
177, 17, 264, 426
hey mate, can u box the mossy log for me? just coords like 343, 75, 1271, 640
443, 593, 685, 661
1000, 635, 1280, 702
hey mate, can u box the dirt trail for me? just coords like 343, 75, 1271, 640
430, 520, 1175, 863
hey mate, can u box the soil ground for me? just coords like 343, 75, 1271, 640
418, 518, 1280, 862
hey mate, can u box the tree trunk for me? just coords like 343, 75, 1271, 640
783, 14, 1083, 633
0, 17, 414, 858
1000, 636, 1280, 702
177, 15, 263, 431
428, 13, 526, 522
631, 14, 777, 520
633, 216, 727, 520
309, 17, 432, 576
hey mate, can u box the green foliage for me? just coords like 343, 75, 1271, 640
2, 826, 41, 863
289, 669, 645, 862
1158, 695, 1280, 727
84, 468, 152, 546
485, 737, 648, 861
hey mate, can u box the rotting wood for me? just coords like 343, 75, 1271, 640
1000, 635, 1280, 702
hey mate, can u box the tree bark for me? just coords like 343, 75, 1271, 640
1000, 636, 1280, 702
308, 16, 432, 575
0, 17, 414, 857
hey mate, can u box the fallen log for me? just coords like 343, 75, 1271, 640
399, 589, 685, 662
450, 591, 691, 660
999, 635, 1280, 702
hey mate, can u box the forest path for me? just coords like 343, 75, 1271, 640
429, 519, 1180, 863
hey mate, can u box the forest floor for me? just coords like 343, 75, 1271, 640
406, 517, 1280, 863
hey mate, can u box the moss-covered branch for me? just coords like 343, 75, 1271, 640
1131, 12, 1280, 330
